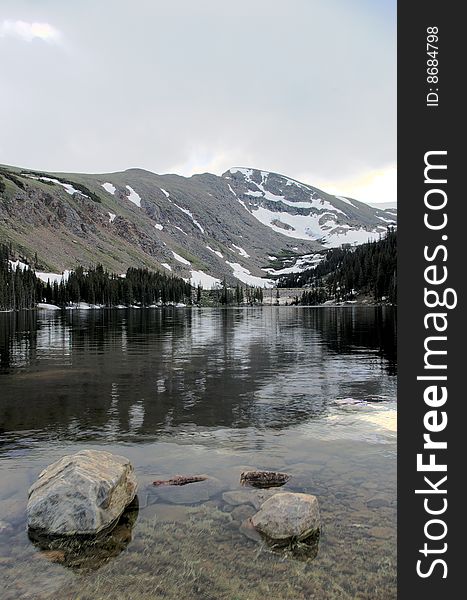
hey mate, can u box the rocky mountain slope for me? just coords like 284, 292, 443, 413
0, 164, 396, 287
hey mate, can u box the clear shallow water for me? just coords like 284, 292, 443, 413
0, 307, 397, 599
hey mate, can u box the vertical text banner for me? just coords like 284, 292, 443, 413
398, 1, 463, 597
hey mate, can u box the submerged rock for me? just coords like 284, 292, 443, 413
250, 492, 320, 543
27, 449, 137, 536
152, 476, 222, 505
230, 504, 256, 524
240, 470, 289, 488
153, 475, 207, 486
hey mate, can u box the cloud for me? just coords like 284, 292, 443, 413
0, 0, 395, 207
0, 20, 62, 44
312, 166, 397, 205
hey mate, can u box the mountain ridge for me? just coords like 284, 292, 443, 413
0, 163, 396, 287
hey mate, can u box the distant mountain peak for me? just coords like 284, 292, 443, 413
222, 166, 394, 247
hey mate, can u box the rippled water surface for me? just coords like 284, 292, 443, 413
0, 307, 397, 599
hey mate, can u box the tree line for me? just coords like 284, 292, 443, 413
0, 244, 192, 310
0, 244, 40, 310
195, 279, 264, 306
278, 229, 396, 304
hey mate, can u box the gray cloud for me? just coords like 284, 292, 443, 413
0, 0, 395, 192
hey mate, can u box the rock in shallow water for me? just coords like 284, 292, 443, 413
152, 476, 222, 505
240, 470, 289, 488
250, 492, 320, 542
27, 450, 137, 535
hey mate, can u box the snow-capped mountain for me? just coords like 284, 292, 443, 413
0, 164, 396, 287
224, 167, 395, 247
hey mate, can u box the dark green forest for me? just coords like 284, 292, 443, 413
0, 244, 192, 310
0, 244, 40, 310
278, 229, 397, 305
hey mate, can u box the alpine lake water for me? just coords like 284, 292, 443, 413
0, 306, 397, 600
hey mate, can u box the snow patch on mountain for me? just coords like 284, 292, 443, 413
250, 206, 380, 247
282, 176, 309, 191
174, 226, 188, 236
325, 228, 382, 246
108, 212, 116, 223
161, 263, 172, 271
9, 260, 73, 284
190, 270, 221, 289
225, 261, 273, 288
26, 175, 88, 198
229, 167, 254, 179
251, 206, 333, 241
377, 215, 397, 224
206, 246, 223, 258
125, 185, 141, 207
174, 203, 205, 233
227, 182, 249, 211
232, 244, 250, 258
244, 181, 346, 215
102, 182, 116, 195
335, 196, 355, 206
154, 223, 164, 230
229, 167, 313, 196
172, 251, 191, 265
263, 253, 325, 276
9, 259, 29, 271
36, 270, 71, 284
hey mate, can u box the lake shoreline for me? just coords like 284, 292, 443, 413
0, 300, 396, 314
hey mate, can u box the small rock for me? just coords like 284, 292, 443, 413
153, 476, 222, 505
240, 470, 289, 488
27, 449, 137, 535
153, 475, 207, 486
251, 492, 320, 542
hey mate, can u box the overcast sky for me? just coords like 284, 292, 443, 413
0, 0, 396, 204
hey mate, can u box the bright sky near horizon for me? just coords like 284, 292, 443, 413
0, 0, 396, 205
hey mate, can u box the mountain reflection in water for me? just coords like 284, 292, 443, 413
0, 307, 396, 447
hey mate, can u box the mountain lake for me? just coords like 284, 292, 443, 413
0, 306, 396, 600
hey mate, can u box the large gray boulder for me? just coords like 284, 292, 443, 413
27, 449, 137, 536
250, 492, 320, 542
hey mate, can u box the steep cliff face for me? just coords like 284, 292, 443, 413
0, 164, 396, 286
